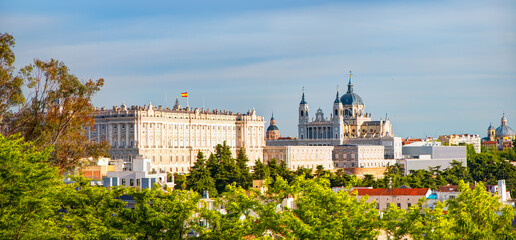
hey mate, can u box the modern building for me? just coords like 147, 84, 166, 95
263, 145, 334, 170
333, 145, 392, 169
103, 157, 174, 190
87, 101, 265, 173
399, 142, 467, 175
438, 134, 481, 153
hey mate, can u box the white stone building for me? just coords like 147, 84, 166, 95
333, 145, 394, 168
263, 146, 334, 170
438, 134, 481, 153
88, 101, 265, 173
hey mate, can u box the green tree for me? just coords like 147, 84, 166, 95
197, 183, 258, 239
57, 176, 129, 239
187, 151, 217, 197
446, 181, 515, 239
278, 177, 381, 239
235, 148, 252, 189
120, 187, 200, 239
252, 159, 269, 180
0, 134, 62, 239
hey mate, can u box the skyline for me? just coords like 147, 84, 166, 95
1, 0, 515, 138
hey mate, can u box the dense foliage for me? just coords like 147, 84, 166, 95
1, 134, 514, 239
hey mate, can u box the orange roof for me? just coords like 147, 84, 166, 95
353, 188, 430, 196
482, 141, 497, 145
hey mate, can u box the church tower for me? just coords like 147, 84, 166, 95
298, 89, 310, 140
488, 123, 496, 141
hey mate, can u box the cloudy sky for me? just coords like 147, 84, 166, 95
1, 0, 515, 138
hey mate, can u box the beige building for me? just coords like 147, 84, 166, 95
88, 101, 265, 173
333, 145, 393, 169
353, 187, 432, 211
263, 145, 334, 170
438, 134, 481, 153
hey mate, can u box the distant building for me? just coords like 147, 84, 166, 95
263, 145, 334, 170
103, 157, 174, 190
438, 134, 481, 153
88, 101, 265, 174
297, 72, 395, 147
352, 187, 432, 211
265, 114, 280, 140
483, 113, 515, 150
398, 142, 467, 175
437, 180, 510, 203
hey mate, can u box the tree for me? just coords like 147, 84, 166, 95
120, 187, 200, 239
187, 151, 217, 197
252, 159, 269, 180
1, 34, 108, 174
446, 181, 515, 239
57, 176, 129, 239
0, 134, 62, 239
0, 33, 24, 122
235, 148, 252, 189
278, 177, 381, 239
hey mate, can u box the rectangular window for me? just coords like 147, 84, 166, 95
130, 179, 134, 186
137, 179, 140, 186
121, 179, 126, 186
397, 203, 401, 208
407, 203, 411, 208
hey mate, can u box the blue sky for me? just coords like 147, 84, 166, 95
1, 0, 515, 138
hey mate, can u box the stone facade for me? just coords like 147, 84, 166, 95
88, 102, 265, 173
438, 134, 481, 153
263, 145, 334, 170
333, 145, 392, 168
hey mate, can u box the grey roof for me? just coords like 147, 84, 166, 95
488, 123, 495, 130
340, 76, 364, 106
495, 125, 515, 137
267, 125, 279, 131
340, 92, 364, 106
334, 91, 340, 104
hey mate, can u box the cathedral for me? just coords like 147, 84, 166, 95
485, 113, 515, 142
297, 72, 393, 146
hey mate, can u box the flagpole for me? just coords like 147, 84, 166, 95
187, 95, 189, 109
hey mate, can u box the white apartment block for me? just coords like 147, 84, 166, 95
88, 102, 265, 173
438, 134, 481, 153
263, 146, 334, 170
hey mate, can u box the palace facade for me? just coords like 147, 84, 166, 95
87, 100, 265, 173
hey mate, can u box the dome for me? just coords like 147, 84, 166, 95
496, 125, 515, 137
340, 71, 364, 106
267, 125, 279, 131
340, 92, 364, 106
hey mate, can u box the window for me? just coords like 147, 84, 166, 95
137, 179, 140, 186
407, 203, 411, 208
121, 179, 126, 186
130, 179, 134, 186
397, 203, 401, 208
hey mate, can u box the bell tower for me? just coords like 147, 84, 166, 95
298, 88, 310, 140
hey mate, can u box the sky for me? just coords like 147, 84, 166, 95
1, 0, 515, 138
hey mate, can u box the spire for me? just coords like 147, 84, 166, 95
270, 112, 276, 125
501, 113, 507, 126
334, 85, 340, 103
173, 97, 181, 110
347, 71, 354, 93
300, 87, 307, 104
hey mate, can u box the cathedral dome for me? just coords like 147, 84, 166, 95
340, 71, 364, 106
267, 125, 279, 131
496, 126, 515, 138
340, 92, 364, 106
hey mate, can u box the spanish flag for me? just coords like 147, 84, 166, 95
181, 92, 188, 97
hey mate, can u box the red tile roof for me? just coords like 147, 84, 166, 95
352, 188, 430, 196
